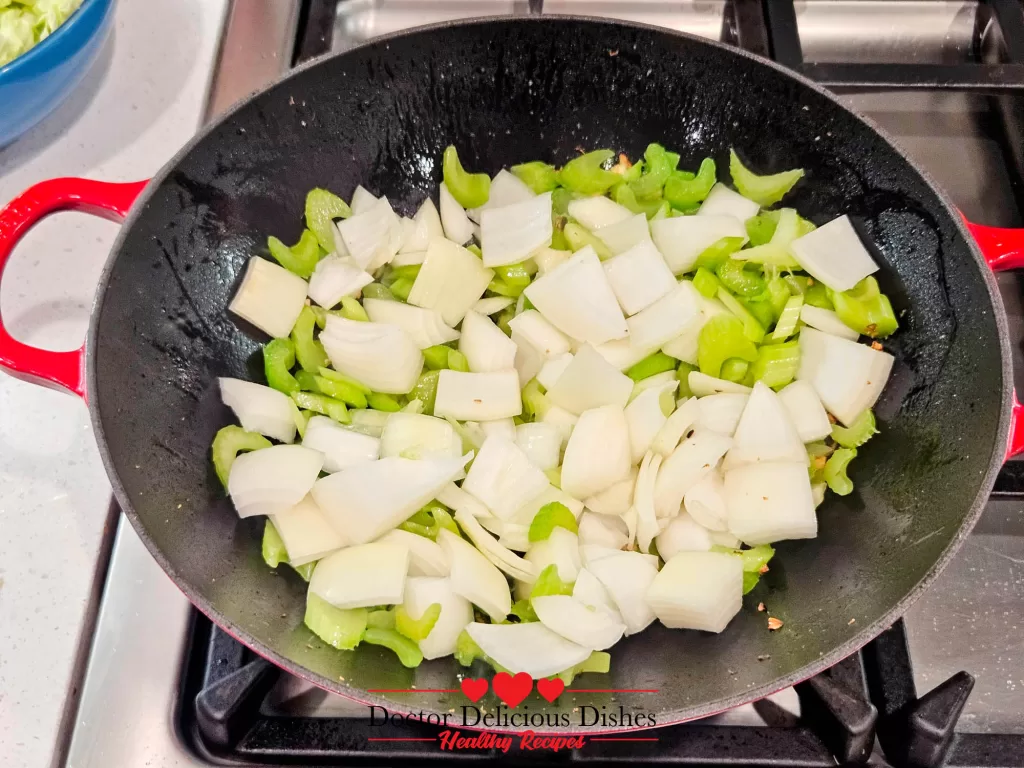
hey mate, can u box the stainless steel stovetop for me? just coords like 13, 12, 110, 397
62, 2, 1024, 766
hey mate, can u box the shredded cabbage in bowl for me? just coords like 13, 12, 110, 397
0, 0, 82, 68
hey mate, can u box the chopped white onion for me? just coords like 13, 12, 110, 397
533, 595, 626, 650
800, 304, 860, 341
540, 405, 579, 447
508, 309, 572, 357
408, 237, 493, 326
534, 247, 571, 275
627, 281, 703, 350
433, 370, 522, 421
689, 371, 753, 396
512, 484, 585, 526
724, 461, 818, 544
650, 396, 701, 456
348, 408, 391, 437
578, 510, 630, 549
336, 196, 402, 270
593, 337, 661, 371
363, 298, 459, 349
661, 321, 701, 365
524, 526, 581, 583
478, 417, 516, 442
472, 296, 515, 316
723, 381, 807, 469
349, 185, 377, 215
320, 316, 423, 394
400, 198, 444, 254
481, 192, 553, 267
379, 412, 459, 461
683, 471, 728, 531
587, 550, 659, 635
461, 435, 549, 520
625, 381, 677, 464
646, 551, 743, 632
307, 255, 373, 309
228, 445, 324, 518
403, 576, 473, 659
709, 529, 741, 548
634, 450, 664, 553
523, 247, 628, 345
515, 422, 562, 471
467, 169, 535, 223
376, 529, 450, 577
796, 327, 894, 425
583, 467, 636, 517
561, 405, 632, 499
229, 257, 308, 338
655, 513, 714, 561
219, 377, 296, 444
311, 454, 468, 544
567, 195, 634, 230
650, 214, 748, 275
695, 393, 749, 436
653, 431, 733, 518
789, 215, 879, 292
547, 343, 633, 415
465, 621, 591, 679
629, 371, 677, 402
536, 352, 574, 390
302, 415, 380, 472
573, 567, 621, 618
270, 494, 346, 566
457, 310, 517, 373
499, 523, 531, 552
454, 508, 535, 581
438, 528, 512, 621
602, 238, 677, 317
309, 542, 409, 608
436, 482, 490, 519
778, 380, 833, 442
439, 184, 474, 245
812, 482, 827, 507
594, 213, 651, 256
697, 183, 760, 222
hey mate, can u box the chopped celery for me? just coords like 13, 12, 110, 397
720, 358, 750, 383
314, 375, 368, 408
650, 200, 672, 220
772, 295, 804, 340
367, 609, 397, 629
443, 146, 490, 208
362, 282, 395, 301
309, 306, 328, 329
530, 563, 575, 598
629, 143, 674, 200
339, 296, 369, 321
830, 277, 898, 338
551, 187, 575, 216
264, 338, 299, 394
695, 236, 746, 270
559, 149, 619, 195
612, 183, 667, 219
447, 349, 470, 372
268, 229, 322, 279
716, 259, 767, 297
554, 651, 611, 685
509, 599, 539, 623
676, 362, 697, 397
746, 210, 780, 246
390, 264, 422, 281
291, 391, 350, 423
563, 222, 613, 260
293, 406, 313, 439
466, 244, 483, 259
262, 520, 288, 568
294, 370, 320, 392
698, 315, 759, 378
550, 227, 571, 251
511, 161, 560, 193
364, 627, 424, 668
399, 503, 458, 542
212, 426, 271, 488
411, 370, 440, 415
487, 277, 525, 298
805, 281, 833, 310
395, 603, 441, 642
693, 267, 723, 299
664, 158, 716, 209
750, 341, 800, 389
305, 593, 367, 651
764, 277, 792, 320
422, 344, 452, 370
305, 188, 352, 252
368, 392, 402, 412
544, 467, 562, 489
742, 294, 776, 329
294, 561, 316, 581
729, 149, 805, 206
521, 379, 550, 421
831, 409, 877, 448
318, 367, 372, 394
627, 352, 678, 381
717, 288, 766, 343
291, 306, 329, 373
454, 628, 504, 669
390, 277, 414, 301
528, 502, 578, 542
733, 242, 800, 269
825, 447, 857, 496
712, 543, 775, 593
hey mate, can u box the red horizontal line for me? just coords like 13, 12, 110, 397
568, 689, 660, 693
590, 738, 660, 742
366, 689, 460, 693
367, 737, 438, 742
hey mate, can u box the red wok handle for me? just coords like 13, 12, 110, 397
0, 178, 148, 399
962, 216, 1024, 459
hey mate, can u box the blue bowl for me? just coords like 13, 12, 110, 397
0, 0, 116, 147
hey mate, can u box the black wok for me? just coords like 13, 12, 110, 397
0, 17, 1018, 731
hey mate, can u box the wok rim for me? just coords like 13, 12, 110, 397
84, 14, 1014, 731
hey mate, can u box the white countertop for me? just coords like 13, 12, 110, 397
0, 2, 228, 766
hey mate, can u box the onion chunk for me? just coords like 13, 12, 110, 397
647, 551, 742, 632
309, 542, 410, 608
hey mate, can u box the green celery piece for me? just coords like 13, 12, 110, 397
716, 259, 767, 297
314, 375, 368, 408
264, 338, 299, 394
729, 149, 805, 206
550, 227, 571, 251
294, 561, 316, 581
832, 409, 877, 448
698, 315, 758, 378
368, 392, 402, 412
650, 200, 672, 220
750, 341, 800, 389
305, 593, 367, 651
711, 544, 775, 594
429, 506, 460, 539
494, 261, 536, 293
530, 564, 575, 599
294, 369, 320, 392
367, 609, 397, 629
676, 362, 697, 397
742, 294, 776, 329
695, 236, 745, 271
487, 277, 525, 299
559, 149, 620, 195
511, 161, 560, 193
521, 378, 550, 420
398, 518, 433, 538
509, 599, 539, 623
389, 277, 414, 301
395, 603, 441, 641
629, 143, 674, 200
765, 277, 792, 320
443, 146, 490, 208
305, 189, 352, 251
422, 345, 452, 370
447, 349, 470, 372
746, 210, 781, 246
212, 426, 271, 488
563, 223, 613, 260
554, 651, 611, 685
830, 277, 898, 338
411, 370, 440, 415
783, 274, 810, 296
454, 628, 506, 670
293, 406, 313, 439
262, 520, 288, 568
717, 288, 766, 343
732, 242, 800, 269
465, 243, 483, 259
495, 306, 515, 336
390, 264, 422, 281
627, 352, 678, 381
612, 184, 667, 219
772, 295, 804, 340
720, 358, 750, 383
551, 187, 575, 216
291, 306, 329, 373
364, 628, 424, 667
338, 296, 369, 321
268, 229, 321, 279
309, 306, 329, 330
846, 275, 881, 301
664, 158, 716, 209
825, 447, 857, 496
362, 282, 395, 301
528, 502, 578, 542
291, 391, 350, 423
693, 267, 722, 299
318, 367, 372, 394
805, 282, 833, 310
544, 467, 562, 489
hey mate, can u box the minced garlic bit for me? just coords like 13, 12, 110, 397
871, 341, 883, 351
757, 602, 765, 612
758, 564, 769, 574
767, 617, 784, 631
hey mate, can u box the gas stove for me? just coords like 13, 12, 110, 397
63, 2, 1024, 766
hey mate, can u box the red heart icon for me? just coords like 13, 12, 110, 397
536, 677, 565, 702
492, 671, 533, 708
460, 677, 488, 703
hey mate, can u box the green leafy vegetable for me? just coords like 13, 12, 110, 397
211, 426, 271, 488
0, 0, 82, 67
443, 146, 490, 208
